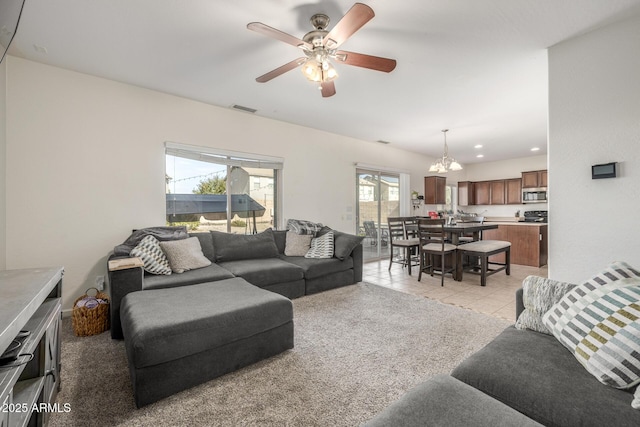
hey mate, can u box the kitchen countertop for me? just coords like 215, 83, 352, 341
483, 217, 548, 226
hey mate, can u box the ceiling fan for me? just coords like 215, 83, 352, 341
247, 3, 397, 97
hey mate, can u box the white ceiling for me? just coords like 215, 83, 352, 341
8, 0, 640, 164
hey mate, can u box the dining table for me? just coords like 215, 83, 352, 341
410, 220, 499, 281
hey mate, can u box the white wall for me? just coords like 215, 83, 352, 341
5, 56, 440, 309
0, 59, 6, 270
548, 14, 640, 282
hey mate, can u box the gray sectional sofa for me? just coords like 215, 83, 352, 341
366, 283, 640, 426
108, 226, 363, 340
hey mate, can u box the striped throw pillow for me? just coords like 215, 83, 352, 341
130, 235, 172, 275
543, 262, 640, 390
305, 231, 334, 259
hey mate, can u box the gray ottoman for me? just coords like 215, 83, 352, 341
120, 277, 294, 407
364, 375, 542, 427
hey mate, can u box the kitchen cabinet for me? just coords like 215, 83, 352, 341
506, 178, 522, 204
489, 180, 505, 205
482, 224, 547, 267
522, 170, 547, 188
474, 181, 490, 205
458, 181, 475, 206
424, 176, 446, 204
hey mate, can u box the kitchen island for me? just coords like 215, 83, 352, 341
481, 221, 547, 267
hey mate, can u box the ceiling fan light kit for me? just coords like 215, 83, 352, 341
429, 129, 463, 173
247, 3, 396, 97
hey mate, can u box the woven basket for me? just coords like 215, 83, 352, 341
72, 287, 110, 337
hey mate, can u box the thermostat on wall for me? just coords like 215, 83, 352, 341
592, 162, 617, 179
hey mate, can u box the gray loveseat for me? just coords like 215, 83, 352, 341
108, 226, 363, 340
367, 280, 640, 426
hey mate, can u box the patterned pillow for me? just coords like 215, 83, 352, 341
515, 276, 576, 335
543, 261, 640, 339
542, 261, 640, 394
284, 231, 313, 257
305, 231, 334, 259
159, 237, 211, 274
130, 235, 172, 275
287, 219, 324, 236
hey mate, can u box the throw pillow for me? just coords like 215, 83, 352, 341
287, 219, 324, 236
634, 386, 640, 410
543, 261, 640, 339
317, 226, 364, 260
159, 237, 211, 274
284, 231, 313, 257
305, 230, 334, 259
514, 276, 576, 335
545, 278, 640, 391
129, 235, 172, 275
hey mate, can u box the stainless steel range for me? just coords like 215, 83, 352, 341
523, 210, 548, 223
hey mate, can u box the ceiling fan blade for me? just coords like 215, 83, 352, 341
256, 58, 306, 83
335, 50, 397, 72
322, 3, 375, 49
321, 81, 336, 98
247, 22, 312, 50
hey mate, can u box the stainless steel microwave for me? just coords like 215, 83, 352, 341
522, 187, 547, 203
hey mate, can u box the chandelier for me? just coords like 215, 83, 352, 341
429, 129, 463, 173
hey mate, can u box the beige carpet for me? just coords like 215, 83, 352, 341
49, 283, 510, 427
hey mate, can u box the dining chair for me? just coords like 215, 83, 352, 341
458, 216, 485, 244
363, 221, 388, 247
387, 217, 420, 274
417, 218, 458, 286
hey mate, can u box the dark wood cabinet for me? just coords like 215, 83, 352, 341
489, 180, 506, 205
424, 176, 446, 204
483, 224, 547, 267
458, 181, 475, 206
522, 170, 547, 188
474, 181, 490, 205
506, 178, 522, 204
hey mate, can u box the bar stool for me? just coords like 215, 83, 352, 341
417, 218, 458, 286
387, 217, 420, 274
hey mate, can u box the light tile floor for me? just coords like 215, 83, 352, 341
363, 259, 548, 323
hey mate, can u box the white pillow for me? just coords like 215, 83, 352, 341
284, 231, 313, 257
159, 237, 211, 273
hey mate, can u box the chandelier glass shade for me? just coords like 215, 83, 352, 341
429, 129, 463, 173
301, 50, 338, 83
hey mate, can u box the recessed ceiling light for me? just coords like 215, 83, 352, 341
476, 154, 484, 158
531, 147, 540, 151
474, 144, 483, 149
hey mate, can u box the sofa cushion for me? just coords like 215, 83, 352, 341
280, 255, 354, 280
143, 264, 234, 290
159, 237, 211, 273
515, 276, 576, 335
273, 230, 287, 254
452, 326, 640, 427
210, 229, 279, 262
318, 227, 364, 261
364, 374, 542, 427
189, 232, 215, 262
218, 258, 304, 288
284, 231, 313, 256
130, 235, 172, 275
121, 277, 293, 369
305, 230, 334, 259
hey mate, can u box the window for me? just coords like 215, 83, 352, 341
165, 142, 283, 234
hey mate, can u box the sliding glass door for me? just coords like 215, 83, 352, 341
356, 169, 401, 261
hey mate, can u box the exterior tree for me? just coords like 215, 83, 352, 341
193, 176, 226, 194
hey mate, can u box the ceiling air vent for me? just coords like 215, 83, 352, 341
376, 140, 391, 145
231, 104, 257, 114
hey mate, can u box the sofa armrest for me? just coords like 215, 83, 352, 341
351, 243, 363, 282
515, 288, 524, 321
108, 254, 144, 339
